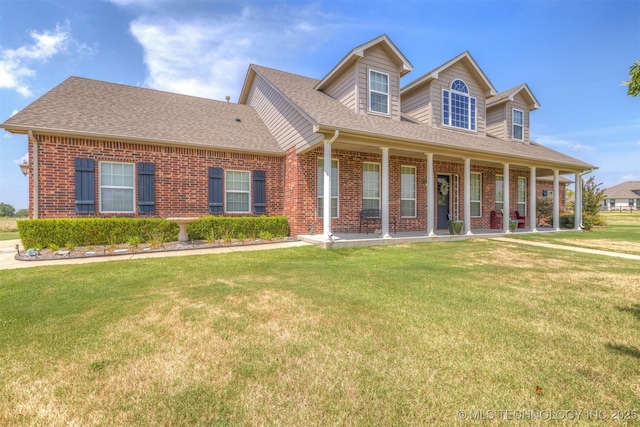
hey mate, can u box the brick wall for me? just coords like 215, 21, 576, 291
284, 146, 534, 236
30, 134, 285, 219
30, 134, 557, 236
536, 181, 568, 212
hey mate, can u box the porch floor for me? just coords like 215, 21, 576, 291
298, 227, 578, 249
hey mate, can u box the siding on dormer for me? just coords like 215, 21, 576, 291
507, 93, 531, 143
486, 93, 532, 143
430, 62, 487, 135
401, 84, 432, 124
322, 62, 358, 112
357, 45, 401, 120
246, 74, 322, 153
486, 104, 506, 140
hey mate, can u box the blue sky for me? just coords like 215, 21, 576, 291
1, 0, 639, 210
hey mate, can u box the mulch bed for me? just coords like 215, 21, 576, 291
15, 237, 298, 262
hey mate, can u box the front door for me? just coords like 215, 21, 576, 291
436, 175, 450, 229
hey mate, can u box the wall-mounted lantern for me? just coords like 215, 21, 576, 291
19, 160, 29, 176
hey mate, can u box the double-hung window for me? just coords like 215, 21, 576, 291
495, 174, 504, 211
369, 70, 389, 114
470, 172, 482, 217
100, 162, 134, 213
513, 109, 524, 140
517, 177, 527, 214
225, 170, 250, 213
363, 162, 381, 210
317, 158, 339, 218
443, 79, 476, 131
401, 166, 416, 217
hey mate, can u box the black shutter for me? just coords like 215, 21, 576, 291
74, 158, 95, 214
209, 167, 223, 214
138, 162, 155, 214
253, 170, 266, 214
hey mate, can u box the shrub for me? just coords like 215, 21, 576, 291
17, 216, 289, 249
559, 214, 575, 229
187, 216, 289, 241
18, 218, 178, 249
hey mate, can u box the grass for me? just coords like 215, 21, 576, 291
0, 220, 639, 425
0, 217, 19, 240
512, 212, 640, 255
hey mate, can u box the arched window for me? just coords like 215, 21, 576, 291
443, 79, 476, 131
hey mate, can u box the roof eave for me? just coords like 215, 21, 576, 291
314, 123, 594, 172
315, 34, 413, 91
1, 125, 285, 157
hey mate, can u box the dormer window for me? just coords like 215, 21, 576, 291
369, 70, 389, 114
443, 79, 476, 131
512, 109, 524, 140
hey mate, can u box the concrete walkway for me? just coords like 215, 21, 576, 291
2, 235, 638, 271
0, 239, 310, 270
491, 237, 640, 260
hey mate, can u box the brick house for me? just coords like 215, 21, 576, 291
1, 35, 594, 241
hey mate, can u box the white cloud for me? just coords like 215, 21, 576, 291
130, 14, 254, 101
0, 23, 72, 97
532, 134, 592, 151
127, 4, 338, 101
12, 152, 28, 164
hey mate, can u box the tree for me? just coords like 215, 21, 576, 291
15, 208, 29, 218
623, 59, 640, 96
0, 202, 16, 217
581, 176, 606, 230
536, 197, 553, 227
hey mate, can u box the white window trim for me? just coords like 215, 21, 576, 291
495, 174, 504, 211
368, 69, 390, 115
470, 172, 482, 218
317, 158, 339, 218
517, 176, 527, 213
363, 162, 381, 210
442, 79, 477, 131
99, 161, 135, 214
512, 108, 524, 141
224, 169, 251, 213
401, 165, 417, 218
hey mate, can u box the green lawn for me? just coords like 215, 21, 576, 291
1, 224, 639, 425
0, 217, 19, 240
511, 212, 640, 255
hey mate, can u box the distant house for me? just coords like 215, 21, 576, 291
1, 34, 594, 241
602, 181, 640, 211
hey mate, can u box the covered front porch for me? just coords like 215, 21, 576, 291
311, 129, 586, 244
299, 227, 577, 250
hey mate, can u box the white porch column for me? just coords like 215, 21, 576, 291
426, 153, 435, 236
574, 172, 582, 230
553, 169, 561, 231
464, 158, 472, 235
529, 166, 537, 232
323, 139, 333, 241
503, 163, 511, 233
381, 147, 391, 239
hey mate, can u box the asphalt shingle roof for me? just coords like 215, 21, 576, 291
251, 65, 593, 170
604, 181, 640, 198
1, 76, 283, 155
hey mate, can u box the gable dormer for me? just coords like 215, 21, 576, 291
486, 84, 540, 143
401, 52, 496, 135
315, 35, 412, 121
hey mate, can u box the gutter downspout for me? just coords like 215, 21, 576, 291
28, 130, 39, 219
